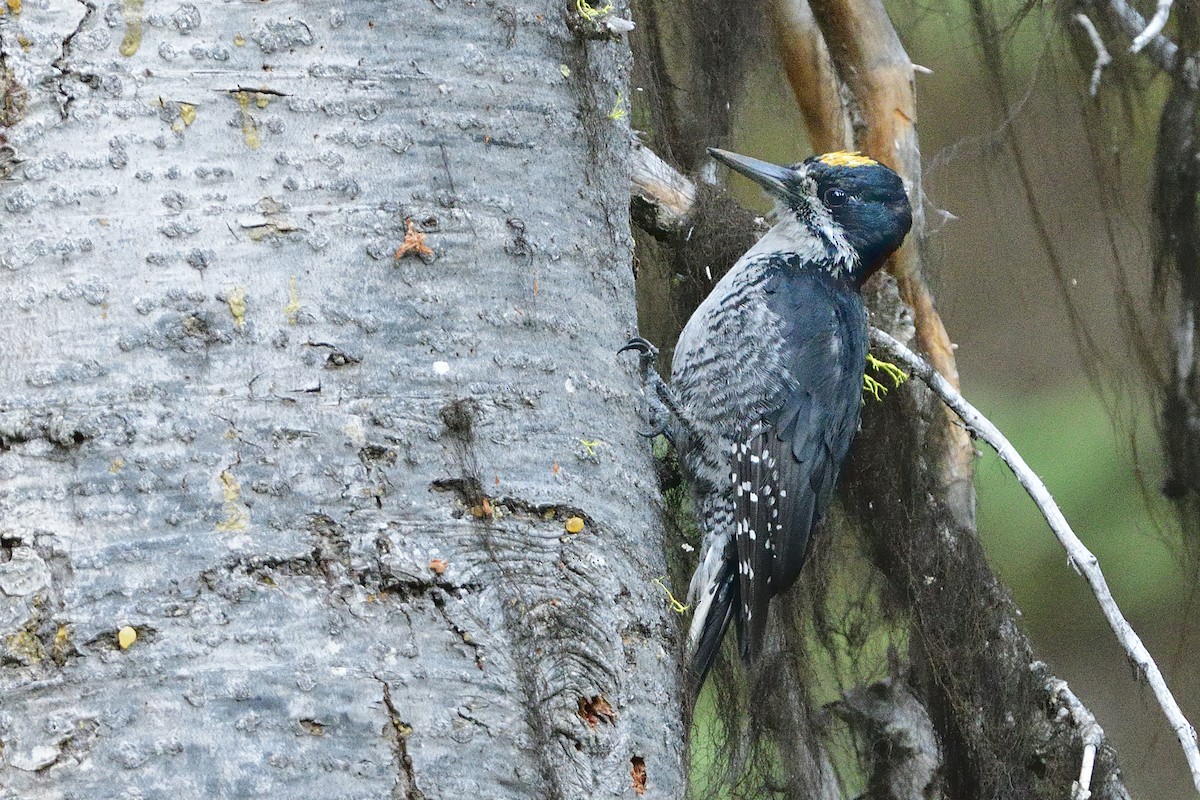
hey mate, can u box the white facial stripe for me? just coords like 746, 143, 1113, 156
793, 163, 857, 275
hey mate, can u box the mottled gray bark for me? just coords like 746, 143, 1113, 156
0, 2, 683, 798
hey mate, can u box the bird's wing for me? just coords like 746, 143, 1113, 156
733, 270, 866, 662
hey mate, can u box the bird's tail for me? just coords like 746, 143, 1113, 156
687, 558, 737, 690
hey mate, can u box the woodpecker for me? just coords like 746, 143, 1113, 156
626, 148, 912, 687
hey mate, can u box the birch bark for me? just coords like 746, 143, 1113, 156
0, 2, 682, 798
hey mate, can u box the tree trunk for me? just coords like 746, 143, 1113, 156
0, 2, 683, 798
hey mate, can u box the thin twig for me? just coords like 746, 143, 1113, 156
869, 327, 1200, 795
1131, 0, 1174, 54
1074, 13, 1112, 96
1041, 667, 1105, 800
1099, 0, 1181, 75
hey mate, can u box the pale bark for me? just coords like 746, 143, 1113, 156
0, 2, 683, 799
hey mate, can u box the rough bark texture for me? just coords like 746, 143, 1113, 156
0, 2, 684, 798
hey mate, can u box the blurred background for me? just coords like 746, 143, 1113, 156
697, 2, 1197, 797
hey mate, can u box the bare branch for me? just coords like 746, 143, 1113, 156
1042, 669, 1106, 800
1098, 0, 1181, 75
768, 0, 853, 152
629, 138, 697, 240
1074, 13, 1112, 96
870, 327, 1200, 795
1131, 0, 1174, 54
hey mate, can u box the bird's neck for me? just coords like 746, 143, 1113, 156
743, 215, 857, 280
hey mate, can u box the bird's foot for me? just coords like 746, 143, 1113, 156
620, 336, 675, 440
618, 336, 659, 359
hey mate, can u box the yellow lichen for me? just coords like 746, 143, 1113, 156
235, 91, 261, 149
117, 626, 137, 650
282, 276, 301, 324
866, 353, 908, 388
118, 0, 144, 57
216, 470, 249, 532
607, 92, 627, 121
52, 625, 73, 662
653, 577, 690, 614
7, 630, 43, 663
109, 457, 125, 473
6, 0, 21, 15
564, 516, 585, 534
255, 94, 270, 109
863, 373, 888, 402
818, 151, 878, 168
575, 0, 614, 21
233, 33, 246, 47
226, 286, 247, 328
179, 103, 197, 126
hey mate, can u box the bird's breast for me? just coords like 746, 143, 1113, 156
670, 264, 790, 487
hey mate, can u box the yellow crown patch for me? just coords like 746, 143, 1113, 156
817, 151, 878, 168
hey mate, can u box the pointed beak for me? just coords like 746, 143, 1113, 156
707, 148, 795, 197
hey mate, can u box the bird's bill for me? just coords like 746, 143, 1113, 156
707, 148, 794, 196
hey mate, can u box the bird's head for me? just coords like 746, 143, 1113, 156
708, 148, 912, 285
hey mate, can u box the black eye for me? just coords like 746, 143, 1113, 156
824, 187, 848, 207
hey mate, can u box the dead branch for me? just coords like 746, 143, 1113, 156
768, 0, 853, 151
630, 138, 698, 241
1131, 0, 1174, 54
1074, 13, 1112, 96
1042, 669, 1106, 800
870, 326, 1200, 795
1098, 0, 1184, 77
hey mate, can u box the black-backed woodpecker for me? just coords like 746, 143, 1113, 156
626, 148, 912, 688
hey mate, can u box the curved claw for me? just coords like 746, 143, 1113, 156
618, 336, 658, 357
637, 419, 669, 439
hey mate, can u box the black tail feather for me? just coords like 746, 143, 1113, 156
691, 566, 738, 692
